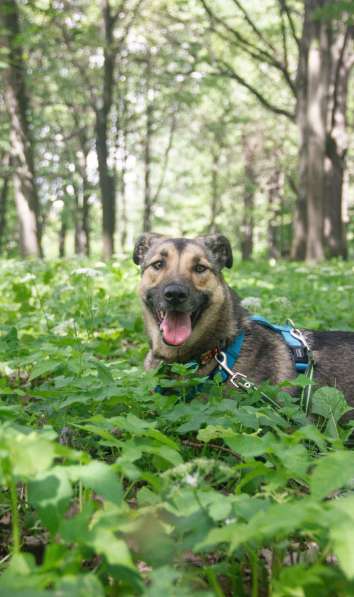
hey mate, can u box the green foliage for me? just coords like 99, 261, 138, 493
0, 258, 353, 595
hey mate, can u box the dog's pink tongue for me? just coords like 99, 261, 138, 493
160, 311, 192, 345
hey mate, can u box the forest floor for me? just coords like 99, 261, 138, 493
0, 258, 353, 596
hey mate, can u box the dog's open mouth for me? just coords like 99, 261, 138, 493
156, 309, 201, 346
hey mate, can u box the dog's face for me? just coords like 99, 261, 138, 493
133, 234, 233, 347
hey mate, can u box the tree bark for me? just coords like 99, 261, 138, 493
73, 182, 85, 256
96, 0, 116, 259
291, 0, 310, 260
58, 215, 67, 258
1, 0, 42, 257
209, 151, 220, 233
119, 124, 128, 250
143, 53, 153, 233
323, 25, 353, 258
240, 135, 257, 260
267, 169, 282, 259
291, 0, 353, 261
0, 158, 10, 255
82, 174, 91, 257
304, 6, 328, 262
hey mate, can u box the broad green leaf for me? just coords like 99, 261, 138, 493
311, 387, 351, 422
1, 430, 56, 478
28, 466, 73, 533
330, 523, 354, 579
56, 575, 105, 597
67, 461, 123, 504
310, 451, 354, 499
89, 528, 134, 569
30, 360, 61, 380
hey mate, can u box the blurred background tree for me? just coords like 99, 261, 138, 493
0, 0, 353, 261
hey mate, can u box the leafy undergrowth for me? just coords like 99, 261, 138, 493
0, 258, 353, 596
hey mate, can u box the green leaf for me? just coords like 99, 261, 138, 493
310, 450, 354, 499
28, 467, 73, 533
56, 575, 105, 597
197, 425, 236, 443
311, 387, 350, 422
1, 430, 56, 478
30, 360, 61, 380
330, 522, 354, 579
67, 461, 123, 504
88, 528, 134, 569
225, 433, 271, 458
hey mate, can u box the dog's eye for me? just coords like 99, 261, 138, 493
151, 260, 164, 271
194, 264, 208, 274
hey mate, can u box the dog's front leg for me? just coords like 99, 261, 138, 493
144, 350, 161, 370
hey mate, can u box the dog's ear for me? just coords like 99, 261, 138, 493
133, 233, 164, 266
197, 234, 233, 270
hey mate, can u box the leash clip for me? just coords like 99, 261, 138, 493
215, 351, 253, 390
287, 318, 310, 351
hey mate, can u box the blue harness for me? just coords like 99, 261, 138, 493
155, 316, 310, 400
249, 315, 309, 373
201, 315, 309, 384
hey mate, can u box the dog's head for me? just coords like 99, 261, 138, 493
133, 233, 233, 347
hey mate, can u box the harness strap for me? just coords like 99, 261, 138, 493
250, 315, 309, 373
155, 316, 314, 408
215, 331, 245, 382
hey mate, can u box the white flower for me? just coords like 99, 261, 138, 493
20, 273, 36, 283
274, 296, 291, 308
185, 473, 198, 487
72, 267, 100, 278
241, 296, 262, 311
53, 318, 75, 335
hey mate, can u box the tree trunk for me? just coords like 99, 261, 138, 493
292, 0, 353, 262
120, 125, 128, 250
1, 0, 42, 257
323, 26, 353, 258
291, 2, 310, 260
0, 162, 10, 255
304, 8, 328, 262
96, 111, 116, 258
82, 174, 91, 257
73, 183, 85, 255
267, 169, 282, 259
58, 217, 67, 258
143, 53, 153, 233
209, 151, 220, 233
240, 135, 256, 260
96, 0, 116, 259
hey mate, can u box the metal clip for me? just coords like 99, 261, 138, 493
214, 351, 253, 390
287, 318, 310, 351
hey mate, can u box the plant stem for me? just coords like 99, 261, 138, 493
250, 551, 259, 597
8, 474, 20, 554
205, 567, 225, 597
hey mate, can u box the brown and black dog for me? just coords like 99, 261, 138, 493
133, 233, 354, 410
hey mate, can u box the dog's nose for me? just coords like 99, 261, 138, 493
163, 284, 189, 304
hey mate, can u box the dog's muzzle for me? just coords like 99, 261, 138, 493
145, 282, 208, 347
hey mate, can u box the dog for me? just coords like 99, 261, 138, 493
133, 233, 354, 411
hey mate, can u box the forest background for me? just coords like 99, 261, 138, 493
2, 2, 354, 595
1, 0, 354, 263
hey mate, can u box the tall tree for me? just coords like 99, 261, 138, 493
292, 1, 354, 260
240, 133, 258, 260
323, 16, 353, 258
60, 0, 143, 258
0, 153, 10, 254
1, 0, 42, 257
199, 0, 354, 261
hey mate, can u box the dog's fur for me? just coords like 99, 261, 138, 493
133, 233, 354, 410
